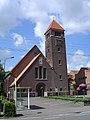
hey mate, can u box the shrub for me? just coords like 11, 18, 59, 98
0, 96, 2, 100
3, 100, 16, 117
10, 99, 15, 103
0, 99, 3, 112
0, 95, 5, 100
2, 99, 8, 104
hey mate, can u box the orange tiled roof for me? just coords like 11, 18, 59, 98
69, 70, 79, 79
70, 70, 79, 75
87, 68, 90, 70
44, 20, 64, 34
85, 68, 90, 72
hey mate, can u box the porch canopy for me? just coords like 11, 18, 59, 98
10, 86, 35, 109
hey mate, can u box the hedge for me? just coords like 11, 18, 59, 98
3, 100, 16, 117
43, 96, 90, 102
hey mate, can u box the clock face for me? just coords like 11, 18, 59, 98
55, 38, 62, 46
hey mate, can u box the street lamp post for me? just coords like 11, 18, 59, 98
14, 78, 17, 107
4, 72, 17, 107
3, 56, 14, 71
3, 56, 14, 99
1, 57, 14, 99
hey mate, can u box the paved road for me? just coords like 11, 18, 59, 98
2, 97, 90, 119
8, 111, 90, 120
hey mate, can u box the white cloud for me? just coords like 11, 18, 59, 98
0, 0, 24, 36
34, 22, 44, 39
87, 62, 90, 67
0, 49, 11, 61
71, 50, 87, 63
0, 0, 90, 52
68, 49, 90, 70
12, 33, 26, 47
39, 39, 45, 55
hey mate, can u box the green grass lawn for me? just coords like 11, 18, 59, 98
43, 96, 90, 102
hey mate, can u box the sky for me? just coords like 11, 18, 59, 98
0, 0, 90, 72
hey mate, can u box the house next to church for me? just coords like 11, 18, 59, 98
5, 20, 68, 96
75, 67, 90, 95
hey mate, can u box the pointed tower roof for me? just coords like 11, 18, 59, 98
44, 20, 64, 34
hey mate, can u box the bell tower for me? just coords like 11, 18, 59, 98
44, 20, 68, 91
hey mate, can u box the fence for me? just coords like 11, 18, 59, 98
44, 91, 69, 96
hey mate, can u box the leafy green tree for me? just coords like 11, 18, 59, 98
70, 81, 77, 95
70, 81, 76, 90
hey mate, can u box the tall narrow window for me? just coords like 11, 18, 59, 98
39, 66, 42, 79
58, 47, 61, 52
59, 75, 62, 80
43, 68, 47, 79
60, 87, 62, 91
59, 60, 61, 65
47, 48, 50, 52
35, 67, 38, 79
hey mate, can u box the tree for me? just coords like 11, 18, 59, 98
70, 81, 76, 90
0, 64, 5, 96
70, 81, 77, 95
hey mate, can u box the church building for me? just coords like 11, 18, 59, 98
7, 20, 68, 96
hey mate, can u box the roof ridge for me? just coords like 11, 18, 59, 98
11, 45, 39, 72
44, 20, 64, 34
10, 53, 41, 87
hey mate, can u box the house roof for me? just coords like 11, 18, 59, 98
44, 20, 64, 34
10, 48, 52, 87
69, 70, 79, 79
8, 45, 41, 85
78, 67, 90, 74
84, 68, 90, 73
11, 45, 40, 73
70, 70, 79, 75
10, 53, 41, 87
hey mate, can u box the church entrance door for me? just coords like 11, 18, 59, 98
36, 83, 45, 96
